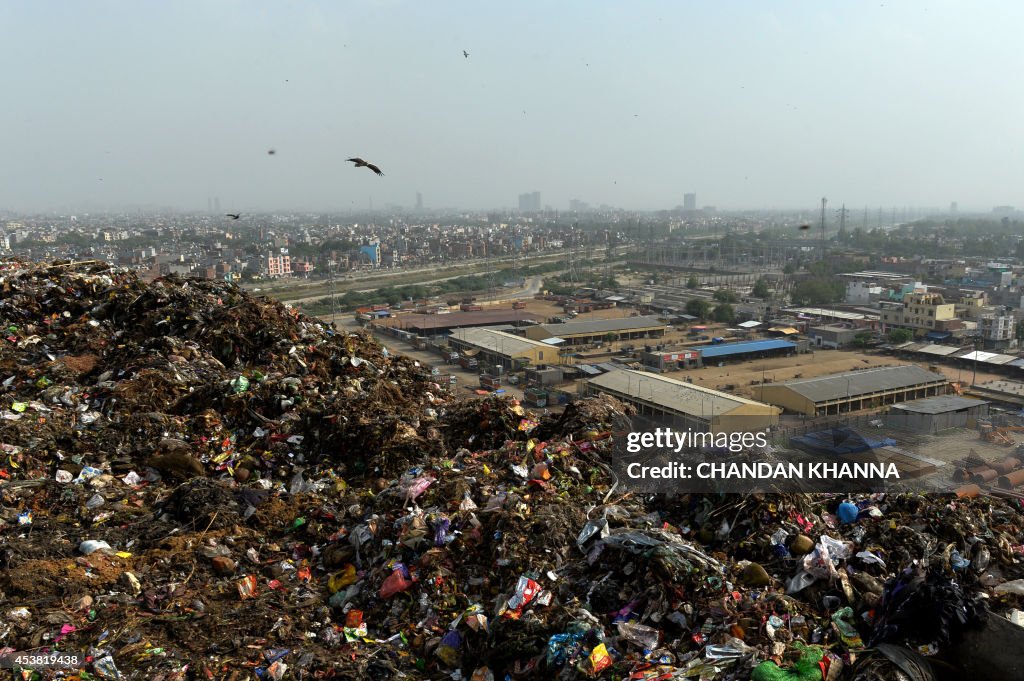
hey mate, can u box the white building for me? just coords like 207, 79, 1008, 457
980, 313, 1015, 342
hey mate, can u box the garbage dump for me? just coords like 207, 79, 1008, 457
1, 261, 1024, 680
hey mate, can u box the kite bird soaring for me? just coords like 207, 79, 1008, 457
225, 213, 241, 220
463, 50, 469, 58
347, 157, 384, 176
798, 224, 811, 230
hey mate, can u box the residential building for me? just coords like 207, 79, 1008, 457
267, 253, 292, 277
879, 292, 960, 337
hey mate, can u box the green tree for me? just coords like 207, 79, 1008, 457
1016, 319, 1024, 342
686, 275, 699, 289
887, 328, 913, 344
789, 277, 844, 306
853, 330, 874, 347
685, 298, 711, 320
713, 289, 739, 303
783, 263, 797, 275
752, 278, 770, 298
711, 303, 736, 323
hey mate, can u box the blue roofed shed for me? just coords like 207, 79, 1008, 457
695, 339, 797, 361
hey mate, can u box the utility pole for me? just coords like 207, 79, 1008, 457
819, 197, 828, 260
567, 221, 578, 283
836, 204, 849, 238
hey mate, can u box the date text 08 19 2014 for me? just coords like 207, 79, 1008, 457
0, 652, 84, 669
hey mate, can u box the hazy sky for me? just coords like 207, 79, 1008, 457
2, 1, 1022, 214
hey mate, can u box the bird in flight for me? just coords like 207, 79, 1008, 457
225, 213, 241, 220
347, 157, 384, 176
798, 224, 811, 230
267, 149, 276, 155
463, 50, 469, 58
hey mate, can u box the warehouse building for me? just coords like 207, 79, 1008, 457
808, 325, 859, 349
693, 338, 802, 366
524, 315, 668, 346
586, 369, 781, 433
373, 310, 542, 337
448, 328, 563, 371
752, 365, 950, 416
886, 396, 989, 434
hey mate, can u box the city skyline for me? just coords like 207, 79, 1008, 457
3, 1, 1023, 213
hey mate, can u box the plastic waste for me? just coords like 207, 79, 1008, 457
589, 643, 612, 675
577, 518, 610, 549
751, 643, 827, 681
786, 570, 817, 594
837, 501, 860, 524
617, 621, 660, 649
501, 575, 541, 619
832, 607, 863, 647
379, 565, 413, 599
79, 539, 112, 555
435, 630, 462, 666
994, 579, 1024, 596
230, 375, 250, 393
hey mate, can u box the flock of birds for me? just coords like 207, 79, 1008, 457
227, 43, 416, 220
223, 48, 812, 229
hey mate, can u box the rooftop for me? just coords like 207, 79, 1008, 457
890, 395, 988, 415
374, 309, 543, 330
588, 369, 778, 418
785, 307, 879, 321
973, 380, 1024, 396
449, 328, 553, 357
533, 315, 667, 337
696, 339, 797, 359
765, 365, 948, 403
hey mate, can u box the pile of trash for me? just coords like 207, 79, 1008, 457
0, 261, 1023, 680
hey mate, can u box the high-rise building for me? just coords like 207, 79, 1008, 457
518, 192, 541, 211
416, 193, 423, 210
683, 193, 697, 211
950, 201, 958, 215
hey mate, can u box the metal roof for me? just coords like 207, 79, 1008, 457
916, 344, 962, 356
696, 339, 797, 359
738, 320, 762, 328
784, 307, 879, 321
534, 315, 667, 337
767, 365, 947, 403
588, 369, 778, 418
375, 310, 543, 330
955, 350, 1015, 363
449, 328, 553, 357
973, 379, 1024, 394
541, 337, 567, 345
984, 353, 1019, 365
890, 395, 988, 414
